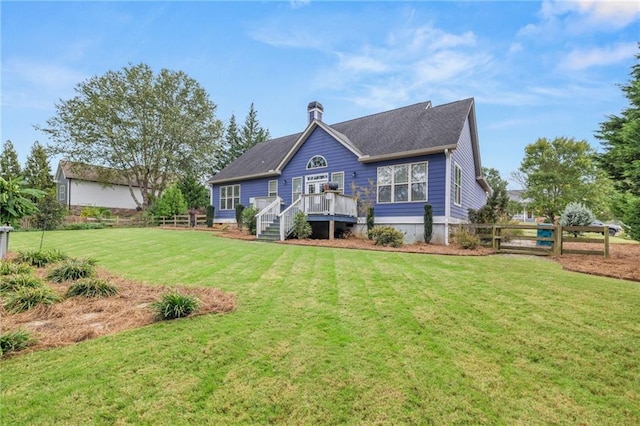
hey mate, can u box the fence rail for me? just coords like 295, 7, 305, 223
452, 223, 611, 258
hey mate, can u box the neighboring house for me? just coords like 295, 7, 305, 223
508, 190, 535, 223
208, 99, 490, 244
55, 161, 143, 213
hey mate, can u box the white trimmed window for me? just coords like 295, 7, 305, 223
331, 172, 344, 194
58, 184, 66, 202
292, 177, 302, 201
306, 155, 327, 170
268, 180, 278, 197
454, 163, 462, 206
377, 162, 427, 203
220, 184, 240, 210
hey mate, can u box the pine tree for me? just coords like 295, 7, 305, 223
0, 140, 22, 180
241, 103, 270, 153
23, 142, 54, 192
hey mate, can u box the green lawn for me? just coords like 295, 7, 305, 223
2, 228, 639, 424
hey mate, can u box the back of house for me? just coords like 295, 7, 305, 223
209, 99, 489, 245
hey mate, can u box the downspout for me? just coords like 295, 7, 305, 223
444, 149, 451, 245
67, 179, 71, 211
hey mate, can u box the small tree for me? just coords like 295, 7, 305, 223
23, 142, 54, 193
235, 204, 245, 229
33, 191, 67, 230
423, 203, 433, 243
205, 205, 214, 228
151, 184, 187, 217
0, 141, 22, 181
366, 207, 375, 240
241, 207, 257, 234
560, 202, 595, 227
292, 212, 312, 239
177, 175, 209, 210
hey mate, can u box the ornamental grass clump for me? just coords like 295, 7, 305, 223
0, 329, 34, 357
4, 286, 60, 313
151, 292, 200, 320
0, 260, 33, 276
0, 274, 44, 293
66, 278, 118, 298
46, 258, 97, 283
16, 249, 68, 268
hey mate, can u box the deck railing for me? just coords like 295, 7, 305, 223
255, 197, 282, 237
278, 192, 358, 240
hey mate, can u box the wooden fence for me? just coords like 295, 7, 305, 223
452, 224, 611, 258
156, 215, 208, 228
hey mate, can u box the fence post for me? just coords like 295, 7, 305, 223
604, 226, 610, 259
554, 224, 562, 255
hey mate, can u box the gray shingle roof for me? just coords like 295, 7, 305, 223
209, 98, 475, 183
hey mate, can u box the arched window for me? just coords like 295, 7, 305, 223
306, 155, 327, 170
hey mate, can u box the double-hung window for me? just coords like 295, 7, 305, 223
331, 172, 344, 194
377, 162, 427, 203
268, 180, 278, 197
220, 184, 240, 210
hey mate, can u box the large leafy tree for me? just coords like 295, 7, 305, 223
40, 63, 223, 209
468, 167, 510, 224
0, 140, 22, 181
515, 137, 605, 224
596, 46, 640, 240
24, 141, 54, 192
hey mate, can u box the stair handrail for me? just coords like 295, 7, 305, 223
278, 197, 304, 240
256, 197, 282, 238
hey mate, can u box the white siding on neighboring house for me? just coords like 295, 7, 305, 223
69, 180, 141, 209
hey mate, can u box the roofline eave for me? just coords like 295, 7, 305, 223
358, 144, 458, 163
209, 171, 282, 185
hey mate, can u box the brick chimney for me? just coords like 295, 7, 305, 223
307, 101, 324, 123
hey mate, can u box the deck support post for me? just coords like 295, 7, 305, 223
329, 220, 335, 240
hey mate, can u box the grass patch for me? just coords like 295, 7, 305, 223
151, 291, 200, 320
0, 260, 33, 276
46, 258, 97, 282
0, 329, 34, 357
66, 278, 118, 298
2, 228, 639, 424
3, 285, 60, 313
0, 274, 44, 293
15, 249, 68, 267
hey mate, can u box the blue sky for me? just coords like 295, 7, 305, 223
2, 1, 638, 187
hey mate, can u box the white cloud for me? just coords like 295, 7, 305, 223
559, 42, 638, 70
524, 0, 640, 35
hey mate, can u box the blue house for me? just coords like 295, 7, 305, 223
208, 98, 490, 245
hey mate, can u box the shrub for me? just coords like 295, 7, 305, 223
291, 212, 312, 239
235, 204, 245, 230
4, 286, 60, 313
46, 258, 97, 282
62, 222, 105, 230
366, 207, 375, 240
0, 261, 33, 276
0, 274, 43, 293
424, 203, 433, 243
452, 227, 480, 249
16, 249, 68, 267
66, 278, 118, 298
560, 202, 595, 227
33, 192, 67, 230
206, 205, 215, 228
369, 226, 404, 248
0, 329, 34, 356
151, 292, 200, 320
242, 207, 258, 234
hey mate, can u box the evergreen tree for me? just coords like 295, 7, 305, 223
23, 142, 54, 192
177, 174, 209, 209
0, 140, 22, 181
214, 103, 270, 174
241, 102, 270, 153
596, 45, 640, 240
